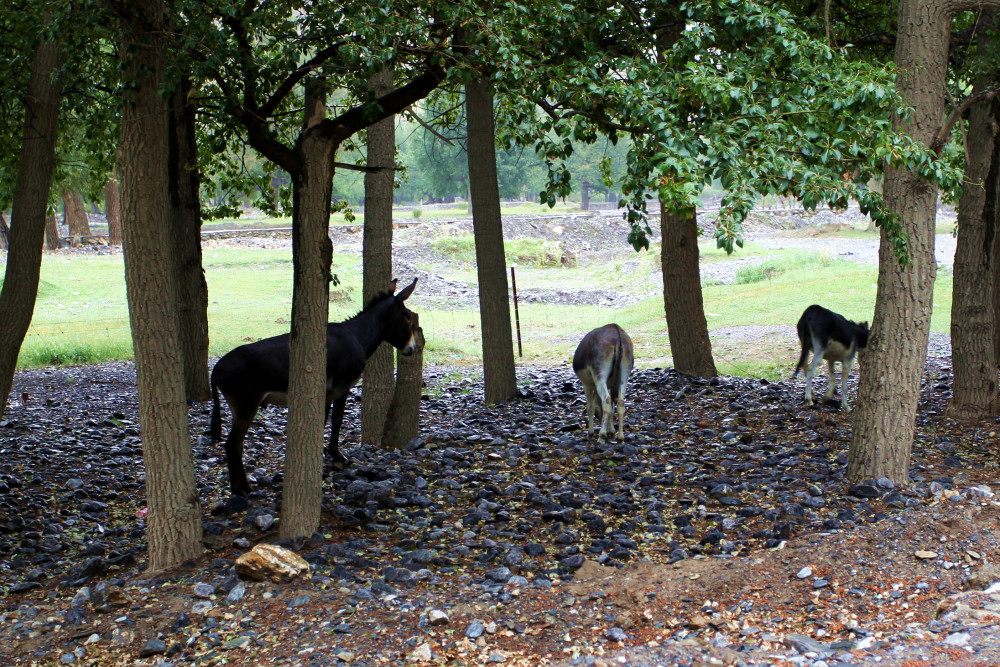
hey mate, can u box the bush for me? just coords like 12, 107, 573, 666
412, 209, 423, 219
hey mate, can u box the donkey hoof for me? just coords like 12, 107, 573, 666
226, 495, 251, 514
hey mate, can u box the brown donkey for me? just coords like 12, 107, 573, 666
572, 324, 634, 442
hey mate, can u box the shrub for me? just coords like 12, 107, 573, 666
412, 209, 423, 219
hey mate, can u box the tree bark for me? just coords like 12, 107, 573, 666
44, 214, 60, 250
581, 182, 590, 211
990, 103, 1000, 368
0, 39, 62, 416
660, 205, 717, 377
168, 77, 211, 401
118, 0, 203, 570
361, 67, 396, 447
947, 80, 1000, 419
104, 170, 121, 245
466, 77, 517, 404
280, 87, 334, 541
62, 190, 91, 237
382, 318, 424, 450
846, 0, 1000, 484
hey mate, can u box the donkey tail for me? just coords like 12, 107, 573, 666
210, 372, 222, 442
609, 325, 625, 401
793, 316, 810, 378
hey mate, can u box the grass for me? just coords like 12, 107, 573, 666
4, 227, 956, 382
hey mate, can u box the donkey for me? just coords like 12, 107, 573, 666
210, 278, 420, 497
573, 324, 634, 442
792, 304, 869, 410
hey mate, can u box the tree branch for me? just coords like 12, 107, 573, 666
317, 62, 448, 144
932, 87, 1000, 155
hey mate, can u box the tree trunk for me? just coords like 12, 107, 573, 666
44, 214, 60, 250
0, 212, 9, 249
280, 88, 334, 541
990, 103, 1000, 369
168, 77, 211, 401
118, 0, 203, 571
660, 205, 717, 377
104, 170, 122, 245
581, 182, 590, 211
361, 67, 396, 447
947, 81, 1000, 419
63, 190, 91, 237
0, 39, 61, 417
382, 317, 424, 450
466, 77, 517, 404
848, 0, 953, 484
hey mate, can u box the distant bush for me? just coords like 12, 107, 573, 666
412, 209, 423, 219
430, 235, 564, 267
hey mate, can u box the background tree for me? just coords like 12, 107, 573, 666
361, 67, 397, 447
167, 75, 211, 400
0, 26, 62, 415
466, 77, 517, 404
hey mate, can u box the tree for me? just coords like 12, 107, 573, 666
0, 34, 62, 416
62, 190, 91, 237
176, 0, 506, 538
116, 0, 203, 569
167, 76, 211, 401
103, 170, 120, 245
947, 82, 1000, 419
467, 77, 517, 404
947, 12, 1000, 419
382, 314, 424, 449
361, 67, 397, 447
848, 0, 1000, 484
505, 2, 929, 381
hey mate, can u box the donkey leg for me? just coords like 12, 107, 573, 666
224, 410, 256, 498
327, 397, 349, 469
804, 345, 824, 406
823, 359, 837, 402
595, 383, 613, 443
581, 383, 598, 437
840, 358, 854, 411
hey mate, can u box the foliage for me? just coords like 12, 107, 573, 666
502, 0, 962, 264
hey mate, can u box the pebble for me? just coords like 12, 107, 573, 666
466, 620, 486, 639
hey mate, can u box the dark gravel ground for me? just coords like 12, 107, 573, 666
3, 355, 1000, 666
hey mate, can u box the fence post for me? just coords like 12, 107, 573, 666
510, 266, 523, 358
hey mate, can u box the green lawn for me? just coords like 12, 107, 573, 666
5, 237, 954, 380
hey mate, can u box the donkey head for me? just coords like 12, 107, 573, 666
385, 278, 421, 355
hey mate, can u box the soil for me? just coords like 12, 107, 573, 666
4, 206, 1000, 667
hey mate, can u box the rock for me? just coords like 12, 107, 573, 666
193, 582, 215, 598
606, 627, 627, 641
408, 642, 433, 663
796, 566, 812, 579
428, 609, 449, 626
221, 636, 250, 650
466, 619, 486, 639
964, 564, 999, 591
235, 544, 309, 583
226, 582, 246, 604
915, 550, 938, 560
783, 633, 832, 656
138, 639, 167, 658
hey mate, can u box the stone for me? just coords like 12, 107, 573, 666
428, 609, 449, 626
466, 619, 486, 639
138, 639, 167, 658
408, 642, 433, 663
235, 544, 309, 583
915, 551, 938, 560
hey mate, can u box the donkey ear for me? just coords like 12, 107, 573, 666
388, 277, 399, 294
396, 278, 418, 302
